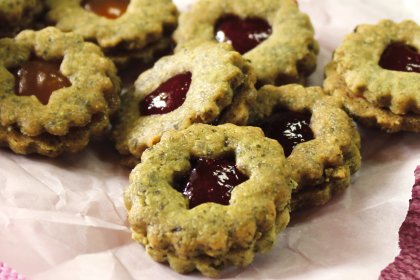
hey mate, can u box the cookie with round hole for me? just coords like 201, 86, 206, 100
124, 123, 294, 277
112, 43, 257, 166
0, 27, 120, 156
174, 0, 318, 86
324, 20, 420, 133
249, 84, 361, 211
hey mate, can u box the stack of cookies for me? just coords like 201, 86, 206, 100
2, 0, 418, 277
324, 20, 420, 133
0, 27, 120, 156
44, 0, 178, 68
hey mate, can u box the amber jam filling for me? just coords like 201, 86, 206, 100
82, 0, 129, 19
176, 156, 248, 209
215, 15, 272, 54
139, 72, 192, 116
11, 57, 71, 105
379, 42, 420, 73
259, 111, 314, 157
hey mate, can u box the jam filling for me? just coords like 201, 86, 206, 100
215, 15, 272, 54
139, 72, 192, 116
176, 156, 248, 209
379, 42, 420, 73
82, 0, 129, 19
259, 111, 314, 157
11, 57, 71, 105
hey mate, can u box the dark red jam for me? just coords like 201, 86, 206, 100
177, 156, 248, 209
139, 72, 192, 116
11, 58, 71, 105
259, 111, 314, 157
82, 0, 129, 19
379, 42, 420, 73
215, 15, 272, 54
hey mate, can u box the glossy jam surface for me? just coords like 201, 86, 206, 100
139, 72, 192, 116
379, 42, 420, 73
215, 15, 272, 54
259, 111, 314, 157
12, 58, 71, 105
82, 0, 129, 19
177, 157, 248, 208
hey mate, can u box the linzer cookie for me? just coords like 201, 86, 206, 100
112, 43, 257, 166
174, 0, 318, 86
0, 0, 44, 37
124, 123, 294, 277
249, 84, 361, 211
324, 20, 420, 133
0, 27, 120, 157
45, 0, 178, 67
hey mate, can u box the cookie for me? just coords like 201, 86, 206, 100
249, 84, 361, 211
174, 0, 318, 86
112, 43, 257, 166
324, 62, 420, 133
0, 27, 120, 157
0, 0, 44, 37
45, 0, 178, 68
324, 20, 420, 132
46, 0, 177, 49
124, 123, 293, 277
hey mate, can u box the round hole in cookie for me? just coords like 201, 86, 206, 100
10, 56, 71, 105
258, 110, 314, 157
175, 155, 248, 209
139, 72, 192, 116
81, 0, 129, 19
215, 15, 272, 54
379, 42, 420, 73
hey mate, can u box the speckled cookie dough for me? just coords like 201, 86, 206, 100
0, 0, 44, 37
174, 0, 318, 86
124, 123, 294, 277
329, 20, 420, 116
45, 0, 178, 51
112, 43, 257, 166
249, 84, 361, 211
0, 27, 120, 156
324, 62, 420, 133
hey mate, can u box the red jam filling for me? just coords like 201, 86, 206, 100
82, 0, 129, 19
177, 156, 248, 209
379, 42, 420, 73
11, 58, 71, 105
139, 72, 192, 116
215, 15, 272, 54
259, 111, 314, 157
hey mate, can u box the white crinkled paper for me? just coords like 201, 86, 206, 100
1, 0, 419, 279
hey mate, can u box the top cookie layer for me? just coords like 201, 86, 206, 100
125, 123, 293, 277
112, 42, 256, 163
0, 27, 120, 137
174, 0, 318, 85
251, 84, 361, 190
332, 20, 420, 115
